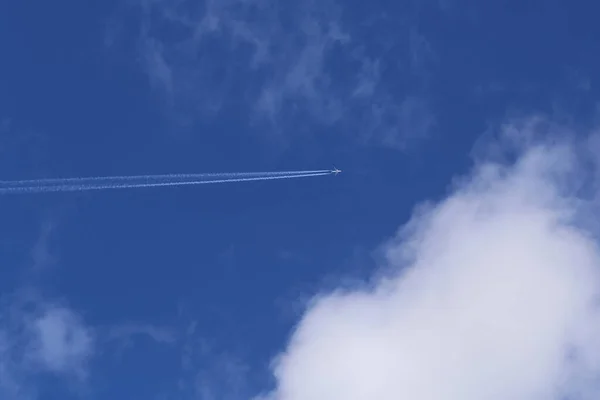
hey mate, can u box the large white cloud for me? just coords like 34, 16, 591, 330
259, 119, 600, 400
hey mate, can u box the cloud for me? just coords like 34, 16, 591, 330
29, 218, 58, 274
108, 322, 177, 345
258, 117, 600, 400
191, 353, 249, 400
26, 306, 94, 378
110, 0, 436, 147
0, 296, 95, 399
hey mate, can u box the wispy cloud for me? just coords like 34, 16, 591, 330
256, 117, 600, 400
26, 305, 94, 379
0, 217, 95, 399
0, 296, 95, 399
108, 322, 177, 345
29, 218, 58, 274
109, 0, 437, 147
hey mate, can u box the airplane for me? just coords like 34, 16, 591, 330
332, 166, 342, 175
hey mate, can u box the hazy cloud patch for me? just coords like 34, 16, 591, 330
109, 0, 437, 147
0, 295, 95, 399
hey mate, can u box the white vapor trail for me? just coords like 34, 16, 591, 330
0, 171, 330, 194
0, 170, 331, 186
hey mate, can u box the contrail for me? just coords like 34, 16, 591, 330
0, 170, 330, 186
0, 171, 330, 194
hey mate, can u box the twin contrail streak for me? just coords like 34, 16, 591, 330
0, 170, 331, 194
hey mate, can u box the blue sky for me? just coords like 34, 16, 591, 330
1, 1, 600, 399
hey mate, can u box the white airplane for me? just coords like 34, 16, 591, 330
332, 166, 342, 175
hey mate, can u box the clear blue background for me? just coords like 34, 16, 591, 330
0, 0, 598, 399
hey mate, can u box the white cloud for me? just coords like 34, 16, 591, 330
258, 118, 600, 400
27, 306, 93, 378
0, 297, 94, 398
